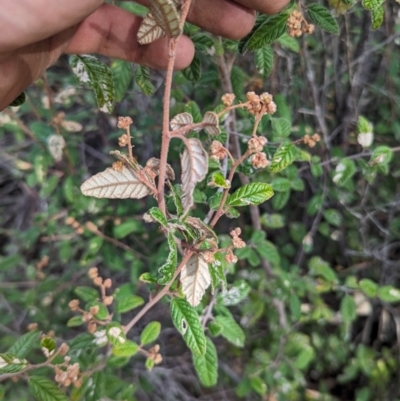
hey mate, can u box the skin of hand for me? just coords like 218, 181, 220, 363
0, 0, 289, 111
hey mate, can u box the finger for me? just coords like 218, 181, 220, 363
233, 0, 290, 15
133, 0, 290, 39
0, 0, 103, 52
65, 5, 194, 70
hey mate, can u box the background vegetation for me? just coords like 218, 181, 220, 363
1, 0, 400, 400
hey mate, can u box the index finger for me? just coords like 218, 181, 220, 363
233, 0, 290, 15
0, 0, 103, 52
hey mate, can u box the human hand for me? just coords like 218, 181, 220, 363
0, 0, 289, 110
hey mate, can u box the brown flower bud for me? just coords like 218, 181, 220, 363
104, 296, 114, 306
88, 321, 97, 334
88, 267, 98, 279
221, 93, 235, 107
103, 278, 112, 289
118, 133, 130, 147
93, 277, 103, 286
68, 299, 80, 311
210, 141, 227, 160
117, 116, 133, 130
250, 152, 269, 169
112, 161, 124, 172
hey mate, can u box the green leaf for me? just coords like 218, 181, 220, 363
254, 46, 274, 77
69, 332, 95, 351
247, 13, 289, 51
0, 254, 23, 271
82, 372, 105, 401
158, 232, 178, 285
359, 279, 378, 297
369, 146, 393, 166
29, 376, 69, 401
228, 183, 274, 207
67, 316, 84, 327
86, 301, 109, 320
238, 14, 269, 54
306, 193, 323, 216
208, 321, 223, 336
256, 240, 281, 266
69, 54, 115, 113
111, 60, 132, 102
74, 286, 98, 302
145, 357, 155, 371
333, 158, 356, 187
182, 53, 201, 82
271, 177, 291, 192
134, 66, 155, 96
148, 207, 168, 228
272, 189, 290, 211
269, 143, 297, 173
361, 0, 384, 10
184, 101, 202, 123
208, 171, 230, 189
9, 92, 26, 107
115, 295, 144, 313
8, 331, 39, 358
377, 286, 400, 303
113, 220, 142, 238
309, 256, 337, 282
170, 298, 207, 356
106, 323, 126, 346
307, 4, 339, 34
0, 354, 27, 374
323, 209, 342, 227
277, 33, 300, 52
370, 5, 384, 29
169, 184, 184, 216
340, 295, 357, 324
271, 117, 291, 138
290, 293, 301, 320
192, 33, 215, 53
250, 376, 267, 395
209, 258, 227, 292
139, 272, 158, 284
261, 213, 285, 229
214, 315, 245, 347
140, 322, 161, 345
112, 340, 139, 357
193, 337, 218, 387
218, 280, 251, 306
41, 337, 56, 355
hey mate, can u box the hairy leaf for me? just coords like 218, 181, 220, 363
137, 13, 165, 45
158, 232, 178, 285
202, 111, 220, 136
29, 376, 69, 401
307, 4, 339, 35
180, 138, 208, 214
148, 0, 181, 38
170, 298, 206, 355
228, 183, 274, 207
193, 337, 218, 387
140, 322, 161, 345
8, 331, 39, 358
70, 54, 115, 113
254, 46, 274, 77
80, 166, 150, 199
170, 112, 193, 133
181, 255, 211, 307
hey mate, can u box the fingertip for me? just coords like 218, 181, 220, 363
174, 36, 195, 70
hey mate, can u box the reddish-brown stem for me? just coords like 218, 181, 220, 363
157, 0, 193, 214
209, 150, 251, 228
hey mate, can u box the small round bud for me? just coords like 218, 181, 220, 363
88, 267, 98, 279
104, 296, 114, 306
93, 277, 103, 286
103, 278, 112, 289
68, 299, 80, 311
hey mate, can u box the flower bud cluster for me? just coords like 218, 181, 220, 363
303, 133, 321, 148
221, 93, 236, 107
287, 10, 315, 37
230, 228, 246, 249
246, 92, 277, 116
54, 361, 81, 388
210, 141, 227, 161
117, 116, 133, 130
147, 344, 162, 365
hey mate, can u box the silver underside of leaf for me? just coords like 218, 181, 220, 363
138, 13, 166, 45
181, 138, 208, 214
80, 166, 150, 199
181, 255, 211, 307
